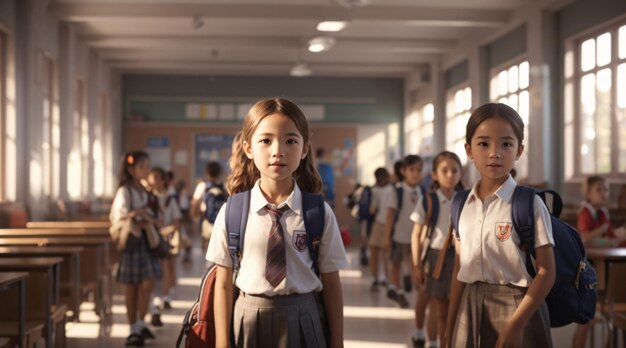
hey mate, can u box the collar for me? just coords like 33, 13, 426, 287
402, 181, 419, 193
250, 179, 301, 216
436, 189, 451, 203
467, 174, 517, 203
580, 200, 608, 218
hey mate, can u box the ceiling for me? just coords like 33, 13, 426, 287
49, 0, 535, 77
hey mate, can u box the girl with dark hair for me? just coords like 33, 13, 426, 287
208, 98, 348, 348
110, 151, 161, 347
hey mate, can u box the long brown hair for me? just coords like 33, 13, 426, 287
226, 98, 323, 195
430, 150, 464, 192
116, 150, 149, 190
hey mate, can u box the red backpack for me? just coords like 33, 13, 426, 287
176, 191, 325, 347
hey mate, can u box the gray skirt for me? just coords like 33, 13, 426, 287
451, 282, 553, 348
233, 291, 327, 348
423, 247, 454, 299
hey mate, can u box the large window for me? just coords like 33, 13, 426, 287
405, 103, 434, 157
446, 86, 472, 164
565, 20, 626, 179
42, 56, 59, 198
0, 31, 5, 200
490, 59, 529, 180
68, 79, 88, 199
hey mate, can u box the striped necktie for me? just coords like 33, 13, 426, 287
265, 205, 289, 288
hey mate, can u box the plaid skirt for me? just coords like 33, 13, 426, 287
423, 248, 455, 299
233, 291, 327, 348
451, 282, 552, 348
116, 231, 162, 284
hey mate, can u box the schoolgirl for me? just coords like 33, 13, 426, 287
368, 167, 393, 291
206, 98, 348, 348
109, 151, 161, 347
445, 103, 555, 348
410, 151, 463, 347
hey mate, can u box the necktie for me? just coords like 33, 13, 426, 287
265, 205, 289, 288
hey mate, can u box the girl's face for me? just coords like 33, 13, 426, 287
402, 162, 423, 186
433, 157, 462, 190
147, 172, 165, 192
129, 158, 151, 182
587, 181, 609, 206
244, 113, 308, 185
465, 117, 523, 183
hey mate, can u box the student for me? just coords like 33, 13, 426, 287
316, 147, 336, 208
175, 179, 193, 263
368, 167, 392, 291
392, 159, 405, 185
207, 98, 348, 348
109, 151, 161, 347
445, 103, 555, 348
410, 151, 464, 348
383, 155, 423, 308
147, 167, 182, 327
572, 175, 626, 348
191, 161, 226, 252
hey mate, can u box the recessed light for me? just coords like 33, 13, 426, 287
308, 37, 335, 53
317, 21, 347, 32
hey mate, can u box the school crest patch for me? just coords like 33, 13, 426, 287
495, 222, 512, 242
293, 230, 307, 252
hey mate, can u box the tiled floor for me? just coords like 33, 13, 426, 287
64, 235, 612, 348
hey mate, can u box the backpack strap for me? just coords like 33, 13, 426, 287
536, 189, 563, 218
225, 191, 250, 282
302, 192, 325, 278
450, 189, 470, 240
427, 191, 439, 233
511, 185, 537, 277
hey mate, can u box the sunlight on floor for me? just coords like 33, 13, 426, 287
344, 306, 414, 320
344, 340, 407, 348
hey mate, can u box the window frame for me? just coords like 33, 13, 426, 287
445, 83, 472, 165
0, 30, 6, 201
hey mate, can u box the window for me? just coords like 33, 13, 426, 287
94, 93, 110, 197
42, 56, 59, 197
565, 20, 626, 179
405, 103, 434, 157
68, 79, 88, 199
490, 60, 529, 180
0, 31, 5, 200
446, 86, 472, 164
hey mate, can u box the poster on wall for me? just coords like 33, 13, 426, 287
195, 134, 235, 180
147, 136, 171, 169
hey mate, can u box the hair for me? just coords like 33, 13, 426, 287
116, 150, 149, 189
584, 175, 606, 195
228, 131, 244, 173
393, 160, 405, 183
403, 154, 423, 168
374, 167, 390, 186
316, 148, 325, 158
150, 167, 167, 185
175, 179, 186, 192
204, 161, 222, 179
166, 170, 175, 182
430, 150, 464, 192
226, 97, 323, 195
466, 103, 525, 147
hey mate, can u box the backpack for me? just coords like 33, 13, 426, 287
357, 186, 374, 221
176, 191, 326, 348
202, 182, 227, 224
451, 186, 597, 328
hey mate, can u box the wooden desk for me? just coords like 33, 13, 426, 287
0, 258, 63, 348
0, 246, 83, 322
586, 247, 626, 291
0, 272, 28, 348
26, 221, 110, 229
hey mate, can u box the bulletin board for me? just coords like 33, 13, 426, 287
194, 134, 235, 180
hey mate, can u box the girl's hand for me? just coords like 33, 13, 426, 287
381, 239, 391, 251
413, 265, 424, 285
495, 320, 523, 348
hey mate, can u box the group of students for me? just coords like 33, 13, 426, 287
109, 96, 624, 348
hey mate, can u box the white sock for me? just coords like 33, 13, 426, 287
388, 284, 397, 291
137, 320, 147, 329
131, 321, 142, 334
427, 340, 438, 348
413, 329, 425, 340
163, 295, 172, 303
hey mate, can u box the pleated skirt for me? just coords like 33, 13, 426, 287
451, 282, 553, 348
233, 291, 327, 348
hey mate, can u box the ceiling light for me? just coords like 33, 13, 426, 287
317, 21, 348, 32
308, 37, 335, 53
290, 62, 312, 77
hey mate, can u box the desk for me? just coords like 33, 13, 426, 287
0, 246, 83, 322
586, 247, 626, 291
0, 272, 28, 348
0, 258, 63, 348
26, 221, 110, 229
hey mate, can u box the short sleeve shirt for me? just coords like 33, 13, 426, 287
410, 189, 453, 250
110, 185, 152, 224
205, 180, 349, 296
371, 184, 393, 225
386, 182, 422, 244
456, 176, 554, 287
157, 192, 182, 226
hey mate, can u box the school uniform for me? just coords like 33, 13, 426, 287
386, 182, 421, 263
578, 201, 626, 246
206, 180, 348, 348
410, 189, 455, 299
451, 175, 554, 348
110, 185, 162, 284
369, 184, 393, 247
192, 180, 221, 241
156, 192, 182, 255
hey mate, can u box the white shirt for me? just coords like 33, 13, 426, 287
371, 184, 393, 225
410, 189, 453, 250
386, 182, 422, 244
110, 185, 153, 224
192, 180, 223, 212
156, 192, 182, 226
206, 180, 348, 296
456, 176, 554, 287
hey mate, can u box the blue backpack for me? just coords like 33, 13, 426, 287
451, 186, 597, 328
177, 190, 325, 347
202, 182, 227, 224
357, 186, 374, 222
